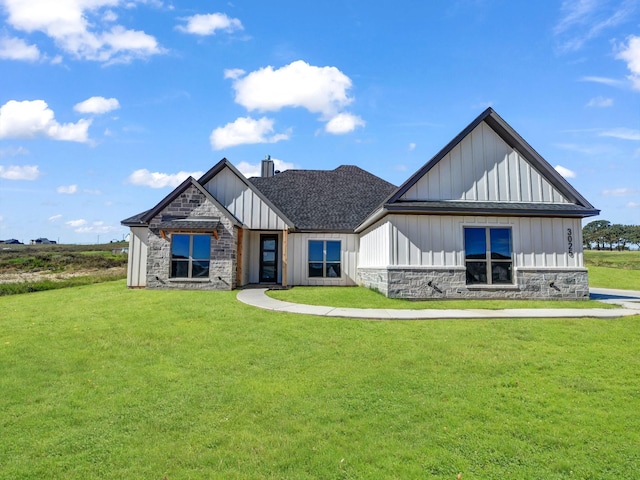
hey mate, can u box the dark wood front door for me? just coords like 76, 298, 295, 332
259, 234, 278, 283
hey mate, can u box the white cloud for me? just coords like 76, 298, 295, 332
57, 184, 78, 194
74, 221, 119, 234
325, 112, 365, 134
2, 0, 164, 63
126, 168, 204, 188
408, 143, 416, 152
210, 116, 289, 150
235, 158, 297, 178
586, 96, 613, 107
0, 100, 91, 142
0, 146, 29, 157
0, 36, 41, 61
224, 68, 245, 79
74, 96, 120, 114
626, 202, 640, 208
599, 128, 640, 141
602, 188, 639, 196
0, 164, 41, 180
66, 219, 87, 227
617, 35, 640, 90
84, 188, 102, 195
579, 76, 625, 87
176, 13, 243, 36
554, 0, 637, 52
554, 165, 576, 178
230, 60, 354, 118
49, 214, 63, 222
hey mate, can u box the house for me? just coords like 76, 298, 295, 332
122, 108, 599, 300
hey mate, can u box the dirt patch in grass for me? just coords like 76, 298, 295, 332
0, 267, 126, 284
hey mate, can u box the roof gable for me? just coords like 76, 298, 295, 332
386, 108, 596, 209
135, 176, 242, 227
199, 158, 295, 229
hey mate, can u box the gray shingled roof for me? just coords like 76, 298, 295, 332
249, 165, 397, 231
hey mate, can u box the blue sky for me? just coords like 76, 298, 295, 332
0, 0, 639, 244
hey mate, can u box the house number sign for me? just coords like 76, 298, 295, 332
567, 228, 574, 258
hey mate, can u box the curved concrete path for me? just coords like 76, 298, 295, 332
237, 287, 640, 319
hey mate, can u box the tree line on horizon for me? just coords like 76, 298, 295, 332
582, 220, 640, 251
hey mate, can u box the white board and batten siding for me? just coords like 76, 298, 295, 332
400, 122, 569, 204
127, 226, 148, 287
385, 214, 584, 269
358, 219, 391, 267
203, 166, 288, 230
286, 233, 359, 286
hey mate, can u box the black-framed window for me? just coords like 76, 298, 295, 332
170, 234, 211, 279
308, 240, 341, 278
464, 227, 512, 285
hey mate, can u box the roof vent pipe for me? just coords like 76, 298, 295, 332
261, 155, 274, 178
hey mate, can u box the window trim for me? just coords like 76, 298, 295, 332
464, 226, 513, 286
170, 233, 211, 279
308, 239, 342, 279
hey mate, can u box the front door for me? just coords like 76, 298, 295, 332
259, 234, 278, 283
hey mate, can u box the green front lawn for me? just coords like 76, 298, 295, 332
1, 281, 639, 479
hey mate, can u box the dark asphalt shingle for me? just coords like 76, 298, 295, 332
249, 165, 397, 231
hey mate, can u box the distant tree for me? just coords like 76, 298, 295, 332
627, 225, 640, 250
582, 220, 610, 250
608, 224, 626, 250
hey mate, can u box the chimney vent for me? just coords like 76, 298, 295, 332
261, 155, 274, 178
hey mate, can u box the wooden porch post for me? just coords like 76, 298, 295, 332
282, 229, 288, 287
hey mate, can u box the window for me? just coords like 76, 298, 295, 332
171, 234, 211, 279
308, 240, 341, 278
464, 227, 512, 285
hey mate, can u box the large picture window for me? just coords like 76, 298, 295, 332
308, 240, 341, 278
464, 227, 512, 285
171, 234, 211, 279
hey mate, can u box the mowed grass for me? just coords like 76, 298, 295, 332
2, 281, 640, 479
585, 250, 640, 290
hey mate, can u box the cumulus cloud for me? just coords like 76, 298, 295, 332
0, 164, 41, 180
0, 100, 91, 142
235, 158, 297, 178
210, 116, 289, 150
126, 168, 204, 188
176, 13, 243, 35
325, 112, 365, 134
586, 96, 613, 107
2, 0, 164, 63
66, 219, 87, 227
57, 184, 78, 194
230, 60, 354, 117
626, 201, 640, 208
74, 221, 119, 234
0, 36, 41, 61
408, 143, 416, 152
617, 35, 640, 90
226, 60, 364, 136
599, 128, 640, 141
74, 96, 120, 114
554, 165, 576, 178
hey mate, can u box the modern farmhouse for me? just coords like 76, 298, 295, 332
122, 108, 599, 299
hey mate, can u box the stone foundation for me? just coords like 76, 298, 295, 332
357, 266, 590, 300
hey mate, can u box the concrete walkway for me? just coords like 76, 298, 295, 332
237, 287, 640, 320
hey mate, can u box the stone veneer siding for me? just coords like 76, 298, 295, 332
357, 266, 589, 300
146, 185, 237, 290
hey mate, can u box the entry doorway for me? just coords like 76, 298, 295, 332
259, 234, 278, 283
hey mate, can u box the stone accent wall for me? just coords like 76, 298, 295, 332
357, 267, 590, 300
146, 185, 237, 290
